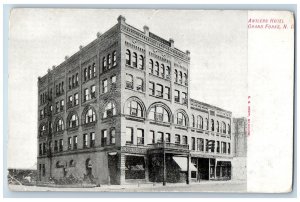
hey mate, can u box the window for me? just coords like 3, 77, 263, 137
84, 88, 89, 102
55, 102, 59, 112
112, 51, 117, 66
160, 64, 165, 77
69, 160, 75, 167
192, 115, 195, 128
127, 100, 143, 117
88, 66, 92, 79
110, 128, 116, 144
211, 119, 215, 131
222, 142, 227, 154
84, 68, 88, 81
56, 119, 64, 132
175, 135, 180, 144
60, 100, 64, 111
42, 143, 46, 155
148, 105, 170, 123
197, 116, 203, 129
83, 134, 88, 148
179, 71, 183, 84
149, 82, 155, 95
228, 124, 231, 134
74, 93, 79, 105
75, 73, 79, 86
132, 52, 137, 67
101, 130, 107, 146
126, 127, 133, 144
228, 143, 231, 154
68, 137, 72, 150
90, 132, 95, 147
182, 92, 187, 104
126, 74, 133, 89
91, 85, 96, 99
54, 140, 58, 152
175, 69, 178, 83
176, 112, 186, 126
174, 90, 180, 102
137, 129, 144, 145
111, 75, 116, 90
73, 136, 78, 150
165, 133, 171, 143
42, 164, 45, 177
138, 55, 144, 69
102, 56, 107, 71
156, 84, 163, 98
59, 139, 63, 152
182, 136, 187, 145
69, 77, 72, 89
166, 66, 170, 79
149, 131, 155, 144
69, 114, 79, 128
184, 73, 188, 85
39, 144, 42, 155
136, 78, 143, 91
92, 63, 96, 77
217, 121, 220, 132
149, 59, 154, 74
40, 109, 44, 119
103, 102, 116, 118
164, 87, 170, 100
84, 108, 96, 124
102, 79, 108, 93
40, 124, 46, 136
126, 49, 131, 65
107, 54, 111, 69
217, 141, 220, 153
155, 62, 159, 76
206, 118, 209, 130
68, 95, 73, 108
191, 137, 196, 150
222, 122, 226, 133
157, 132, 163, 143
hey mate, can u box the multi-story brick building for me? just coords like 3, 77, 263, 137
37, 15, 234, 185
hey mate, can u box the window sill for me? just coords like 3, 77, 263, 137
126, 64, 144, 71
149, 73, 171, 81
149, 121, 171, 127
174, 125, 188, 130
125, 87, 146, 95
149, 94, 170, 102
174, 82, 188, 87
124, 115, 145, 122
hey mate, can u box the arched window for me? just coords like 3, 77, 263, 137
107, 54, 111, 69
112, 51, 117, 66
68, 113, 79, 128
155, 62, 159, 76
132, 52, 137, 67
160, 64, 165, 78
138, 55, 144, 69
148, 105, 170, 123
126, 100, 143, 117
206, 118, 209, 130
84, 108, 96, 124
103, 102, 116, 118
192, 115, 195, 128
222, 122, 226, 133
69, 160, 75, 167
126, 49, 131, 65
175, 69, 178, 83
166, 66, 170, 79
217, 121, 220, 132
228, 124, 231, 134
149, 59, 154, 74
56, 118, 64, 132
211, 119, 215, 131
40, 124, 46, 136
184, 73, 188, 85
179, 71, 183, 84
102, 57, 107, 71
176, 112, 187, 126
197, 116, 203, 129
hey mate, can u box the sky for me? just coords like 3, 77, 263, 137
8, 9, 248, 169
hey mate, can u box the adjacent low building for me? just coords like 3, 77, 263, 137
37, 16, 235, 185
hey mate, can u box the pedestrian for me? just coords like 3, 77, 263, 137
197, 171, 201, 183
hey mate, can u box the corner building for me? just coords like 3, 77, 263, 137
37, 16, 234, 185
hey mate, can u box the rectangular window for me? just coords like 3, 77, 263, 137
54, 140, 58, 152
222, 142, 227, 154
182, 92, 187, 105
175, 134, 180, 144
113, 51, 117, 66
39, 144, 42, 155
165, 133, 171, 143
217, 141, 220, 153
102, 79, 108, 93
91, 85, 96, 99
228, 143, 231, 154
88, 66, 92, 79
83, 134, 88, 148
84, 88, 89, 102
90, 132, 95, 147
136, 78, 143, 91
59, 139, 63, 152
137, 129, 144, 145
157, 132, 163, 143
75, 73, 79, 86
111, 75, 116, 90
175, 90, 180, 102
126, 127, 133, 144
164, 86, 170, 100
126, 74, 133, 89
40, 109, 44, 119
42, 164, 45, 177
69, 77, 72, 89
191, 137, 196, 150
74, 93, 79, 105
149, 82, 155, 95
149, 131, 155, 144
68, 95, 73, 108
72, 76, 75, 88
42, 143, 46, 155
68, 137, 72, 150
92, 64, 96, 77
60, 100, 64, 111
206, 139, 209, 152
110, 129, 116, 144
73, 136, 78, 150
101, 130, 107, 146
55, 102, 59, 112
156, 84, 163, 98
182, 136, 187, 145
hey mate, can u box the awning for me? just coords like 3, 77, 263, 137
173, 157, 197, 172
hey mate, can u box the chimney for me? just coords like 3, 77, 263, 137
79, 45, 83, 50
169, 38, 174, 48
117, 15, 126, 24
186, 50, 190, 57
65, 56, 69, 61
52, 65, 56, 70
97, 32, 102, 38
143, 25, 149, 37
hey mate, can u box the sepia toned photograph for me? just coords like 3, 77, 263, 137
6, 8, 293, 193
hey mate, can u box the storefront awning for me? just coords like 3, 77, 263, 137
173, 157, 197, 172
